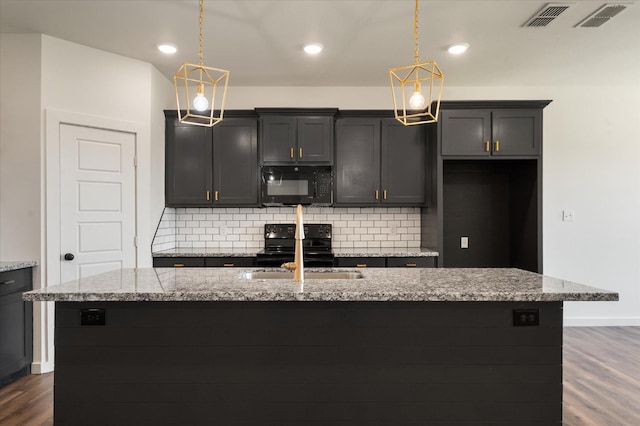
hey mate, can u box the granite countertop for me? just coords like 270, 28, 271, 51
0, 261, 37, 273
333, 248, 439, 257
152, 248, 257, 257
153, 248, 439, 258
23, 267, 618, 303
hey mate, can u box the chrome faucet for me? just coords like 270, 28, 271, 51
281, 204, 305, 282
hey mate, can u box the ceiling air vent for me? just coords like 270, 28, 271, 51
575, 3, 631, 28
523, 3, 572, 27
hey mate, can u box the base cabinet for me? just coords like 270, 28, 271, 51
54, 301, 563, 425
153, 257, 255, 268
0, 268, 33, 387
335, 257, 435, 268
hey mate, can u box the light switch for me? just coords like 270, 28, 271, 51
461, 236, 469, 249
562, 210, 575, 222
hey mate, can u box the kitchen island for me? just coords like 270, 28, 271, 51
24, 267, 617, 425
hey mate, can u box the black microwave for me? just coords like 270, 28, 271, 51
261, 166, 332, 206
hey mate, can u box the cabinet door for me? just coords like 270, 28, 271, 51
381, 119, 426, 205
213, 119, 259, 206
260, 116, 297, 164
165, 120, 213, 206
440, 110, 491, 156
297, 117, 333, 164
0, 269, 32, 385
335, 118, 381, 205
491, 109, 541, 156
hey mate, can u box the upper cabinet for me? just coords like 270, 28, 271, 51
441, 105, 543, 157
164, 111, 259, 207
335, 115, 427, 206
165, 117, 213, 206
212, 118, 259, 206
257, 109, 336, 165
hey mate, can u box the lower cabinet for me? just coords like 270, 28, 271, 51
335, 257, 435, 268
153, 257, 255, 268
386, 257, 436, 268
0, 268, 33, 387
335, 257, 386, 268
205, 258, 255, 267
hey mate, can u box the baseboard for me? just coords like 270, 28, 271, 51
564, 317, 640, 327
31, 361, 54, 374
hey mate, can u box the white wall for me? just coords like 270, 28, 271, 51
0, 34, 42, 263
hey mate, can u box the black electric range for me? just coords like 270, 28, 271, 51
256, 223, 334, 267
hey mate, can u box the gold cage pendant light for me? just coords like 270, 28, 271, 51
389, 0, 444, 126
174, 0, 229, 127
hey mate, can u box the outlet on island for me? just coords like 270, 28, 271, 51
460, 236, 469, 249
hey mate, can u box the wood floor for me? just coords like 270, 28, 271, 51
0, 327, 638, 425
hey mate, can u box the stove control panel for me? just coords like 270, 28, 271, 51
264, 224, 332, 239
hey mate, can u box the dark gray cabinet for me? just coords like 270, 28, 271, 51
165, 111, 259, 207
335, 116, 426, 206
153, 257, 255, 267
433, 100, 551, 272
213, 118, 259, 206
260, 115, 333, 164
335, 257, 435, 267
0, 268, 33, 386
165, 118, 213, 206
441, 108, 542, 157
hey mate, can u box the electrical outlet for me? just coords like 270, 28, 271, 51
80, 308, 106, 326
513, 309, 540, 327
562, 210, 575, 222
460, 236, 469, 249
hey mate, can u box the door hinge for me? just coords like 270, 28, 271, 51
133, 156, 138, 167
134, 236, 138, 247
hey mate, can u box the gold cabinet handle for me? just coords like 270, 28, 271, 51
0, 280, 16, 285
206, 191, 210, 201
299, 147, 303, 158
173, 263, 185, 267
223, 263, 234, 267
214, 191, 219, 201
485, 141, 490, 152
290, 147, 294, 158
356, 264, 367, 268
406, 263, 417, 267
495, 140, 500, 152
375, 190, 379, 200
383, 190, 387, 200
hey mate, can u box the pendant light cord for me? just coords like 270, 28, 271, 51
413, 0, 419, 64
198, 0, 204, 66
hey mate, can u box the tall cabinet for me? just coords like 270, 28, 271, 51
428, 101, 551, 272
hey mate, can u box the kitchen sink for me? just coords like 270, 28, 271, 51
239, 271, 363, 280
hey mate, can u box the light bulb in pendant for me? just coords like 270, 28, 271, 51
193, 92, 209, 112
409, 90, 426, 110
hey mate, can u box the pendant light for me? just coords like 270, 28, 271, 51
173, 0, 229, 127
389, 0, 444, 126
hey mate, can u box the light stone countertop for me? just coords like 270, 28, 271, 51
152, 248, 439, 258
0, 261, 37, 273
152, 248, 257, 257
23, 267, 618, 303
333, 248, 439, 257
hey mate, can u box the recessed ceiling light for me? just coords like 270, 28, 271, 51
448, 43, 469, 55
303, 42, 324, 55
157, 43, 178, 55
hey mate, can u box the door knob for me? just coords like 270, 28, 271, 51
64, 253, 75, 261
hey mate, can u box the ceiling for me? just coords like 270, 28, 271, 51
1, 0, 638, 87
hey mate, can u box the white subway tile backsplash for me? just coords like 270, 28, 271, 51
152, 206, 422, 251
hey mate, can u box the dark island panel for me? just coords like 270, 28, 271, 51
55, 301, 562, 425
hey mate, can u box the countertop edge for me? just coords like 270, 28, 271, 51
0, 261, 37, 273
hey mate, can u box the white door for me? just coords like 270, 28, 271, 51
59, 124, 136, 283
